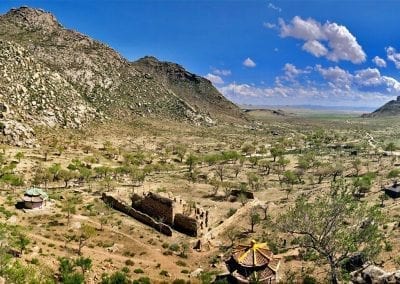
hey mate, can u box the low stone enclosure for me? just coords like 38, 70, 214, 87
102, 191, 208, 237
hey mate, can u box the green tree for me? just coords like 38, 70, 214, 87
77, 224, 96, 256
62, 194, 80, 226
277, 180, 383, 284
75, 257, 92, 276
270, 146, 284, 162
249, 208, 261, 233
13, 231, 30, 255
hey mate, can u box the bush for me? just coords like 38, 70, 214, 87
173, 279, 186, 284
176, 260, 187, 267
133, 277, 151, 284
169, 243, 180, 252
125, 259, 134, 266
159, 270, 169, 276
133, 268, 144, 274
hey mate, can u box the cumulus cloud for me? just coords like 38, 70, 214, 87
386, 46, 400, 69
268, 3, 282, 12
354, 68, 400, 92
279, 16, 366, 64
219, 82, 391, 107
302, 40, 328, 57
243, 57, 256, 68
263, 22, 277, 29
204, 73, 224, 84
315, 65, 353, 90
212, 68, 231, 76
281, 63, 311, 81
372, 56, 386, 68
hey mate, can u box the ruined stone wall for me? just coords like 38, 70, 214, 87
174, 213, 198, 237
138, 193, 174, 225
102, 193, 173, 236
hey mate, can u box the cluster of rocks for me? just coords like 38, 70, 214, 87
351, 265, 400, 284
0, 6, 245, 146
0, 40, 98, 145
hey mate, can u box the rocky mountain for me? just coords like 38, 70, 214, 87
362, 96, 400, 118
0, 6, 245, 146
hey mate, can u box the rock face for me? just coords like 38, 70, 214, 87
363, 96, 400, 117
0, 6, 245, 145
351, 265, 400, 283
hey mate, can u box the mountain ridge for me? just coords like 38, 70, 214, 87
362, 96, 400, 118
0, 6, 245, 146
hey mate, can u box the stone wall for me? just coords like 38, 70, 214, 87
174, 213, 198, 237
102, 193, 173, 236
132, 192, 174, 225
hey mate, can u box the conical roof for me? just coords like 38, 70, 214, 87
232, 240, 279, 271
24, 187, 48, 200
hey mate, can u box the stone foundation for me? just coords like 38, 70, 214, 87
102, 193, 173, 236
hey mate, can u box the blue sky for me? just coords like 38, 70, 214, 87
1, 0, 400, 107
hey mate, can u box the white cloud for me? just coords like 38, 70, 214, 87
268, 3, 282, 12
204, 73, 224, 84
243, 57, 256, 68
316, 65, 353, 90
302, 40, 328, 57
263, 22, 277, 29
386, 46, 400, 69
354, 68, 400, 92
279, 16, 366, 64
219, 82, 391, 107
212, 68, 231, 76
372, 56, 386, 68
281, 63, 311, 82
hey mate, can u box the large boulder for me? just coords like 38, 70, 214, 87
351, 265, 400, 284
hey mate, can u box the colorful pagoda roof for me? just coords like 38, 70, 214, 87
231, 240, 280, 271
24, 187, 48, 200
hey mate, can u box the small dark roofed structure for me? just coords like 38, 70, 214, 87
225, 240, 280, 283
385, 181, 400, 198
22, 187, 48, 209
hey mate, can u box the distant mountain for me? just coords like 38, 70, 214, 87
0, 6, 245, 145
362, 96, 400, 117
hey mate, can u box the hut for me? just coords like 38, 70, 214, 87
385, 181, 400, 199
224, 240, 280, 283
22, 188, 48, 209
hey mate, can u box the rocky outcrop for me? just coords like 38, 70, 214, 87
351, 265, 400, 283
362, 96, 400, 117
0, 6, 245, 146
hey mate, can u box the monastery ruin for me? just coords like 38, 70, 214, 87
102, 191, 209, 237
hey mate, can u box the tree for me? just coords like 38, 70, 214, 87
270, 146, 284, 162
214, 164, 225, 182
13, 231, 30, 255
59, 169, 78, 188
174, 144, 187, 163
59, 257, 84, 284
75, 257, 92, 276
185, 154, 198, 180
258, 159, 271, 175
77, 224, 96, 256
283, 170, 297, 199
249, 208, 261, 233
62, 194, 80, 226
277, 180, 383, 284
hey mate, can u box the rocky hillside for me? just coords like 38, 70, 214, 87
0, 6, 244, 145
362, 96, 400, 117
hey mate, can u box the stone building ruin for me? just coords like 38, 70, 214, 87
131, 192, 208, 237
